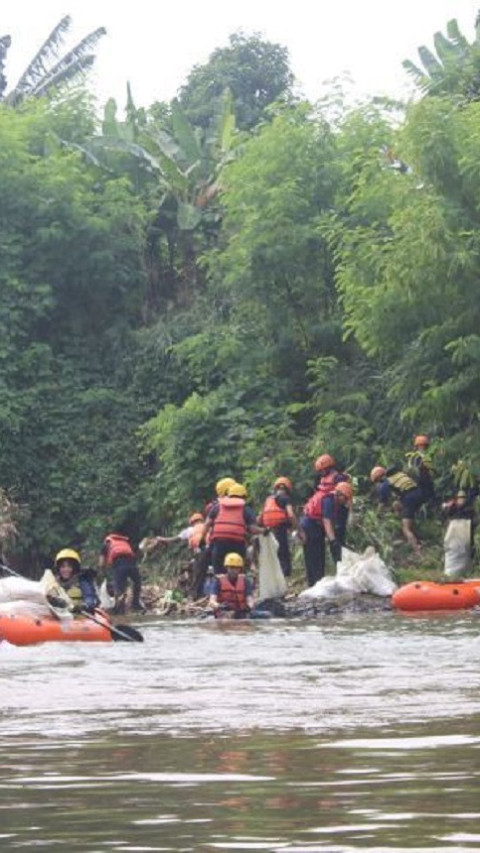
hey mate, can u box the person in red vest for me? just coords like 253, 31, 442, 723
99, 528, 143, 614
258, 476, 297, 577
299, 481, 353, 586
202, 482, 266, 573
208, 552, 255, 619
313, 454, 349, 495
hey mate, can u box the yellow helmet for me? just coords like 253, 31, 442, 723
216, 477, 236, 497
228, 482, 247, 498
55, 548, 81, 568
224, 552, 245, 569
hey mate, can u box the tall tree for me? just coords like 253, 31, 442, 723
0, 97, 148, 564
177, 32, 294, 130
333, 94, 480, 462
1, 15, 106, 106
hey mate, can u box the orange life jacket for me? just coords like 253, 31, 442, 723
217, 573, 247, 611
260, 494, 289, 528
211, 497, 246, 542
188, 521, 205, 550
103, 534, 135, 566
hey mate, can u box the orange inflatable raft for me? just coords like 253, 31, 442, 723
392, 579, 480, 612
0, 611, 113, 646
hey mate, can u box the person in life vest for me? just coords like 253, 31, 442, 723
313, 454, 349, 495
442, 461, 480, 562
208, 552, 255, 619
258, 477, 297, 577
150, 513, 205, 551
99, 529, 143, 614
201, 478, 237, 567
370, 465, 425, 552
201, 482, 266, 573
405, 435, 435, 506
203, 477, 237, 519
50, 548, 99, 614
143, 513, 207, 599
298, 481, 353, 586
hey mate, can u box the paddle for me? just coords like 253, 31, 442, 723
78, 608, 144, 642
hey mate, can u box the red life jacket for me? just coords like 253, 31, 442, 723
211, 497, 246, 542
317, 470, 348, 496
188, 521, 205, 550
217, 573, 247, 611
260, 494, 289, 528
303, 490, 327, 521
104, 534, 135, 566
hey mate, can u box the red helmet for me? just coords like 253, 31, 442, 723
335, 482, 353, 502
314, 454, 335, 472
274, 476, 292, 492
370, 466, 386, 483
414, 434, 430, 448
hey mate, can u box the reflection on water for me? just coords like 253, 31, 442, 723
1, 613, 480, 850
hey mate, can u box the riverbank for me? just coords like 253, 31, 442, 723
136, 535, 448, 619
138, 579, 395, 619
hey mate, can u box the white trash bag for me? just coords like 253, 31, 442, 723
258, 533, 287, 601
444, 519, 471, 580
299, 546, 397, 600
0, 576, 47, 604
0, 600, 52, 619
343, 546, 397, 596
99, 578, 115, 610
0, 571, 75, 620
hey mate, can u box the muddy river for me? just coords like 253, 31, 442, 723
1, 612, 480, 851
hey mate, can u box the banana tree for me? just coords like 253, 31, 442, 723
87, 89, 238, 308
1, 15, 106, 106
403, 17, 480, 98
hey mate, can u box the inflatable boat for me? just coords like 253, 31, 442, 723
392, 579, 480, 612
0, 611, 113, 645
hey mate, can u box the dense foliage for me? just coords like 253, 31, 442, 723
1, 23, 479, 570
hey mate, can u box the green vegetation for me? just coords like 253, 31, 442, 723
0, 21, 479, 577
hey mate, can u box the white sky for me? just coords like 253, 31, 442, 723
3, 1, 480, 109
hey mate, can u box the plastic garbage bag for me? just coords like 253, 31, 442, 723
344, 546, 397, 596
0, 600, 52, 619
0, 576, 47, 604
299, 546, 397, 599
258, 533, 287, 601
444, 519, 471, 579
99, 578, 115, 610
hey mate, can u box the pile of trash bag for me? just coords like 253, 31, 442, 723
298, 546, 397, 600
0, 574, 54, 618
0, 570, 74, 619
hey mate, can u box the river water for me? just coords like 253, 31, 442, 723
1, 611, 480, 851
